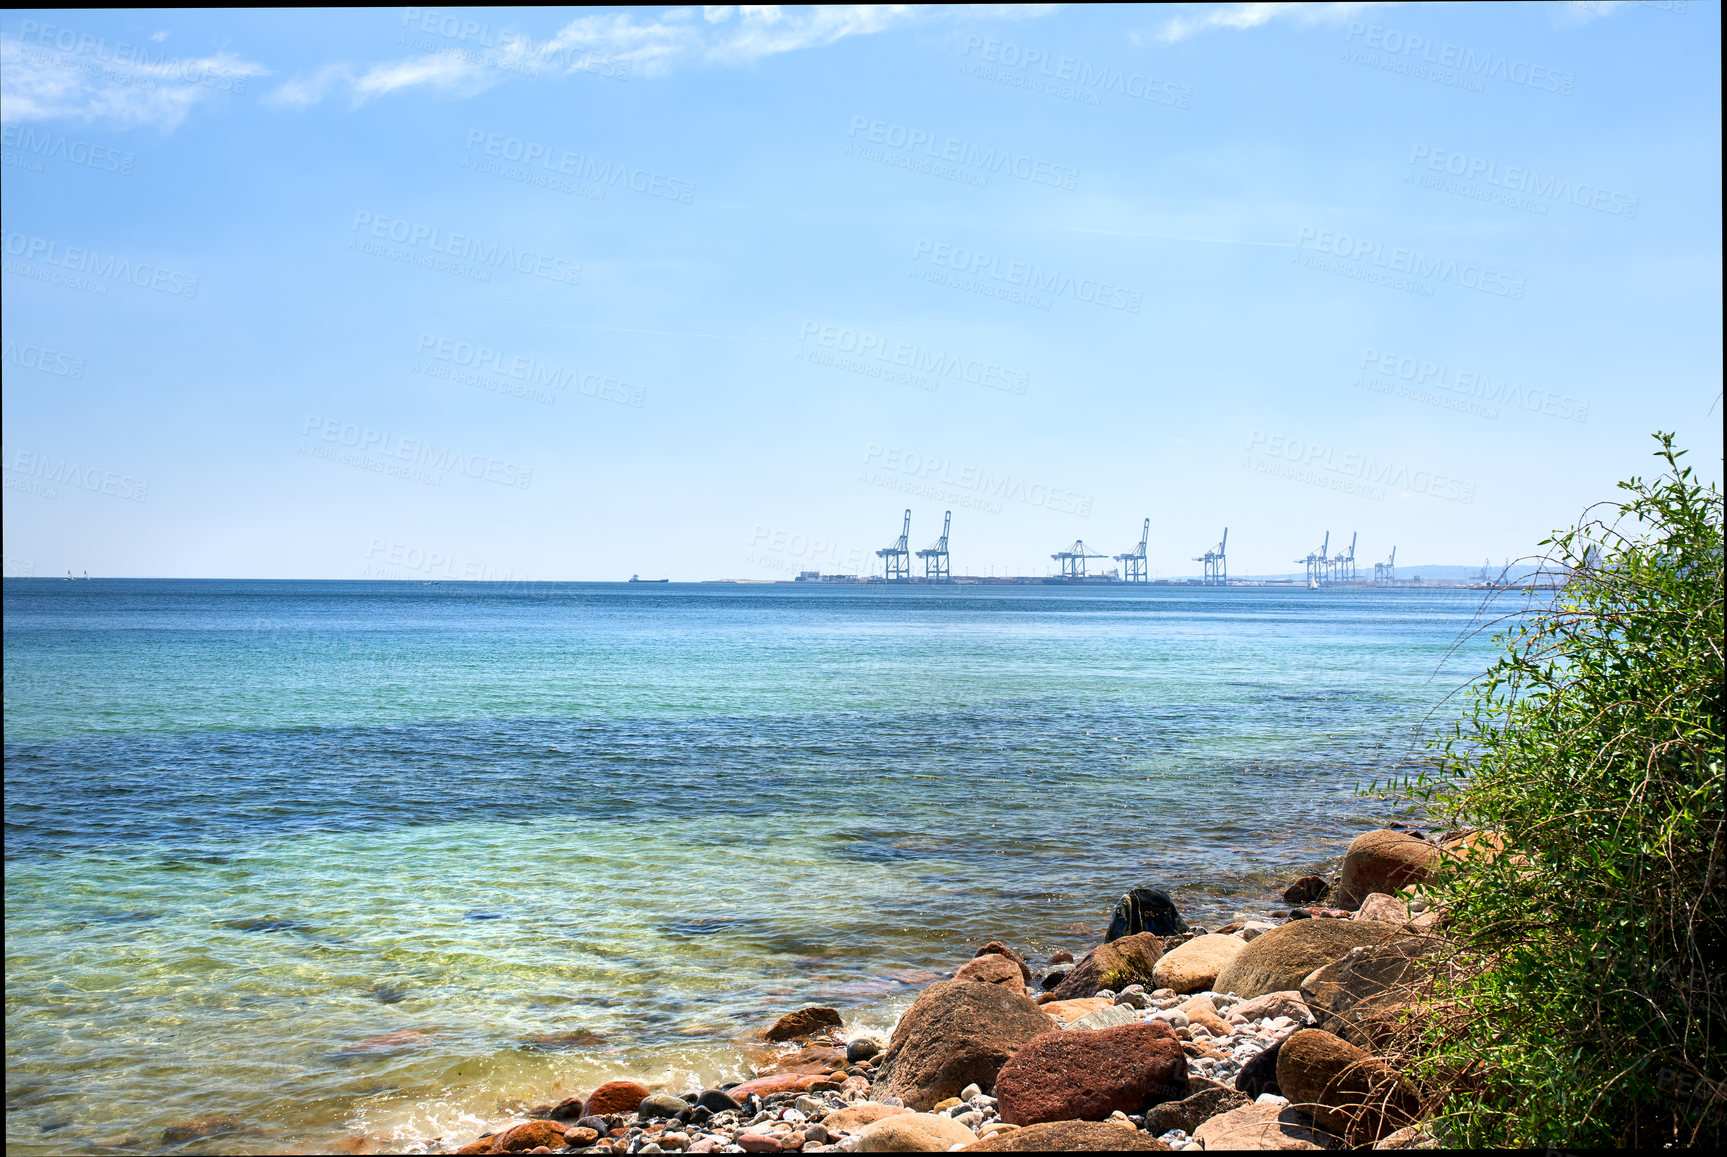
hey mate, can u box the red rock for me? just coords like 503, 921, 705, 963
737, 1133, 783, 1153
729, 1072, 829, 1099
955, 953, 1027, 988
767, 1045, 848, 1074
765, 1006, 844, 1041
1048, 951, 1074, 965
582, 1080, 652, 1118
563, 1127, 600, 1146
485, 1121, 568, 1152
993, 1020, 1188, 1126
973, 941, 1034, 985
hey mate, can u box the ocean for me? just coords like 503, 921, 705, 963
3, 579, 1499, 1153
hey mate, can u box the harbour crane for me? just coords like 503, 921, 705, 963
1051, 540, 1108, 580
876, 509, 912, 580
1194, 528, 1228, 585
915, 510, 952, 580
1298, 532, 1330, 587
1374, 546, 1397, 584
1115, 518, 1150, 583
1331, 532, 1358, 584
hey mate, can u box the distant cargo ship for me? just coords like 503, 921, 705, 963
629, 575, 669, 583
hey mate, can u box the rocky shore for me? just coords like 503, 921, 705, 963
431, 825, 1467, 1153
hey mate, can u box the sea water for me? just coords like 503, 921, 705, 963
3, 579, 1498, 1153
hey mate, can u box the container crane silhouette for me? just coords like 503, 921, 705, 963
876, 509, 911, 580
1299, 532, 1330, 587
1194, 528, 1228, 585
915, 510, 952, 580
1051, 540, 1107, 580
1115, 518, 1150, 582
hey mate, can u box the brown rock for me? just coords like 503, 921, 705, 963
1048, 951, 1074, 965
1192, 1102, 1340, 1149
1373, 1124, 1440, 1148
1151, 934, 1247, 994
767, 1045, 849, 1074
855, 1112, 976, 1152
1232, 991, 1314, 1024
1177, 994, 1234, 1037
1295, 907, 1353, 920
765, 1006, 843, 1042
1214, 918, 1400, 999
454, 1140, 494, 1155
1438, 829, 1508, 865
582, 1080, 653, 1118
1142, 1084, 1251, 1135
1299, 936, 1442, 1050
963, 1120, 1171, 1150
1042, 997, 1113, 1025
729, 1072, 830, 1099
1337, 831, 1439, 910
871, 979, 1053, 1110
562, 1127, 600, 1147
1283, 876, 1330, 904
1235, 1038, 1283, 1097
974, 941, 1034, 985
1181, 1039, 1230, 1061
955, 953, 1027, 989
1277, 1028, 1420, 1144
1047, 932, 1165, 1000
1353, 894, 1410, 924
161, 1118, 246, 1144
993, 1020, 1187, 1126
485, 1121, 568, 1152
823, 1103, 910, 1134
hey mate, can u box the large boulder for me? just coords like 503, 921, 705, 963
855, 1112, 976, 1152
973, 941, 1034, 985
1142, 1085, 1251, 1135
955, 954, 1027, 989
1152, 934, 1247, 994
1106, 888, 1188, 941
993, 1021, 1188, 1126
1276, 1028, 1420, 1145
1337, 831, 1439, 910
765, 1006, 843, 1041
871, 979, 1054, 1110
1048, 933, 1166, 1000
1215, 918, 1400, 999
1192, 1102, 1340, 1149
1299, 936, 1442, 1050
964, 1120, 1171, 1150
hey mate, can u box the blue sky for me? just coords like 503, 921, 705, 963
2, 3, 1720, 581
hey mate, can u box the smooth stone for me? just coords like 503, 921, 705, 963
1048, 951, 1074, 965
960, 1084, 983, 1101
1282, 877, 1330, 904
793, 1095, 826, 1116
1336, 831, 1439, 910
696, 1090, 740, 1113
765, 1007, 843, 1042
729, 1073, 830, 1100
1039, 969, 1070, 991
855, 1112, 977, 1152
563, 1128, 601, 1147
972, 941, 1034, 985
1299, 936, 1442, 1051
955, 953, 1029, 989
1276, 1029, 1420, 1145
736, 1133, 782, 1153
1067, 1003, 1141, 1031
871, 980, 1053, 1110
575, 1115, 610, 1133
1215, 920, 1401, 1000
485, 1121, 569, 1152
639, 1094, 689, 1118
1192, 1102, 1340, 1150
1235, 1039, 1285, 1098
962, 1119, 1172, 1150
1043, 997, 1113, 1025
1152, 935, 1248, 995
1230, 992, 1313, 1024
846, 1033, 888, 1062
1048, 933, 1167, 1001
1142, 1085, 1251, 1136
1352, 894, 1410, 924
823, 1103, 911, 1134
1240, 920, 1280, 941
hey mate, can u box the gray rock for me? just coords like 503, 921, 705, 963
1106, 887, 1189, 941
639, 1093, 689, 1118
1067, 1003, 1142, 1031
794, 1095, 826, 1116
846, 1033, 887, 1062
696, 1089, 741, 1113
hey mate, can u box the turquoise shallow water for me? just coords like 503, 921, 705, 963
5, 580, 1496, 1153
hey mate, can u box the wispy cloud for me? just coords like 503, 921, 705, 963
0, 33, 266, 129
1151, 2, 1394, 44
273, 4, 1061, 109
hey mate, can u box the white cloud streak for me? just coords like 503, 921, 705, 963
0, 33, 266, 129
1153, 2, 1396, 44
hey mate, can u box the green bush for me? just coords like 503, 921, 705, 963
1397, 433, 1724, 1147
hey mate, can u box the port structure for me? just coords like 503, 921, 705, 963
1374, 546, 1397, 584
1299, 531, 1331, 587
916, 510, 953, 580
1194, 528, 1228, 585
1051, 539, 1108, 580
1115, 518, 1150, 583
1330, 532, 1358, 584
877, 509, 912, 581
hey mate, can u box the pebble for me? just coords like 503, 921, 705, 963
959, 1084, 982, 1101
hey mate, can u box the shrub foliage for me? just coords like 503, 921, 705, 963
1398, 434, 1724, 1147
